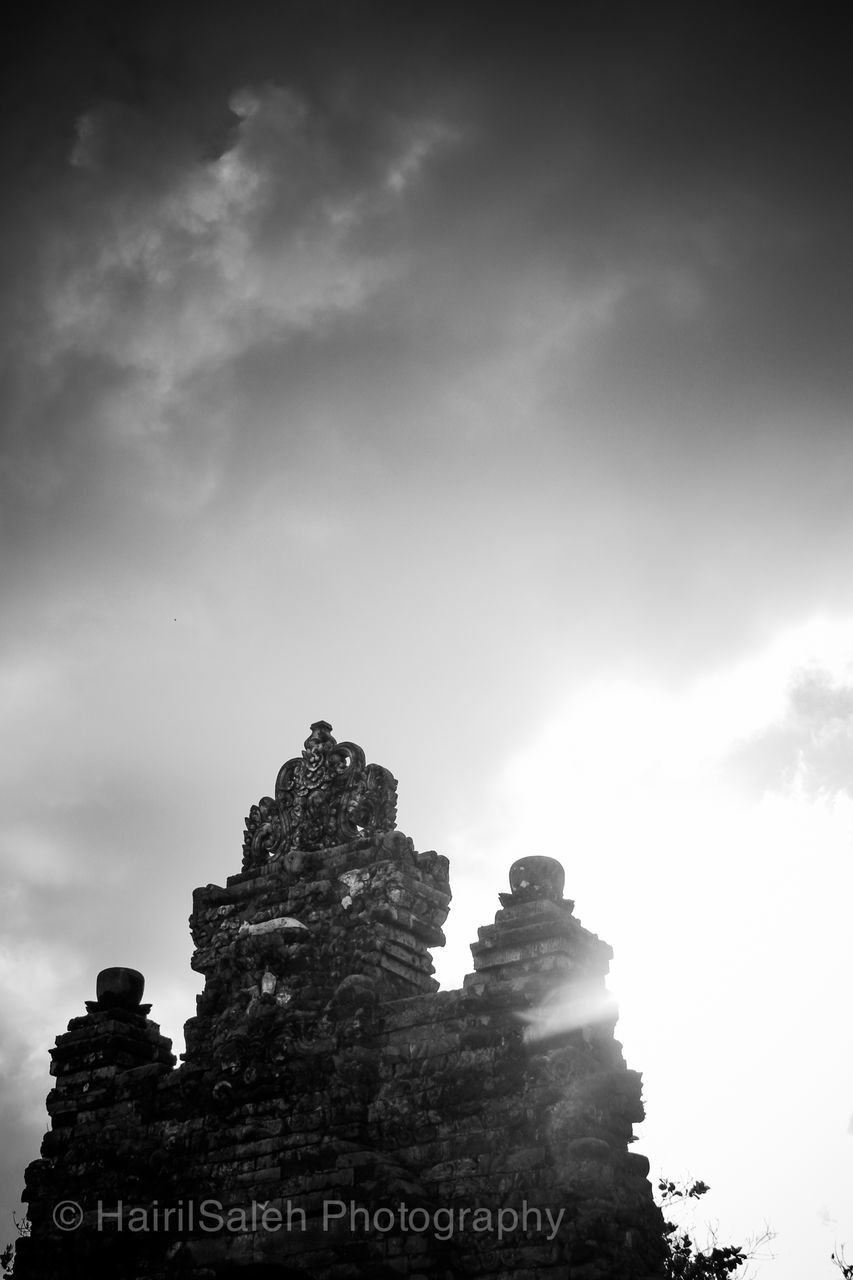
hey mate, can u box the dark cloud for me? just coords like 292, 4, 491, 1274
2, 2, 851, 716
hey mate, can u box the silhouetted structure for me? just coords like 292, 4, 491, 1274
18, 722, 666, 1278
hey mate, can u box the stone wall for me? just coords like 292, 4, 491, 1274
17, 724, 666, 1279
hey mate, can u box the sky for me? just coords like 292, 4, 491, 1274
1, 1, 852, 1274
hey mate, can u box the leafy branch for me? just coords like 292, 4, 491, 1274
656, 1177, 773, 1280
832, 1246, 853, 1278
1, 1212, 30, 1279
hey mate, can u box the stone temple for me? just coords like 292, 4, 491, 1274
18, 721, 666, 1278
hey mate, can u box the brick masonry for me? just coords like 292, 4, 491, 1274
17, 725, 666, 1278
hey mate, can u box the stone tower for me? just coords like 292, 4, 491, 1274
18, 722, 666, 1278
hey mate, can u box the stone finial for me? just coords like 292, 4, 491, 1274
504, 856, 566, 904
94, 967, 145, 1010
242, 722, 398, 870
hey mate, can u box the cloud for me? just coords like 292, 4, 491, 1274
3, 80, 457, 522
728, 665, 853, 801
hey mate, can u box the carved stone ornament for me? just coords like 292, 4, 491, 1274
242, 721, 398, 870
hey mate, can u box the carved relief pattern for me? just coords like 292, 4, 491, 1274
242, 721, 397, 869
